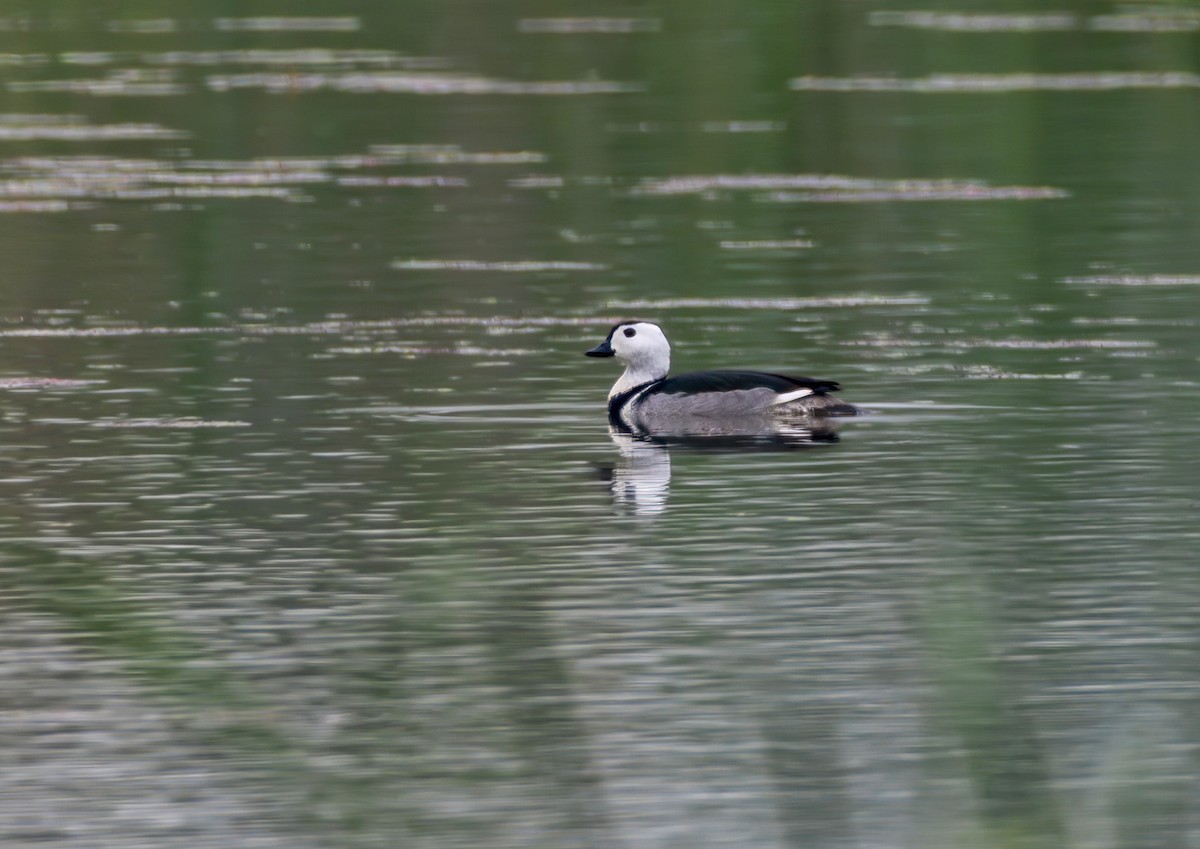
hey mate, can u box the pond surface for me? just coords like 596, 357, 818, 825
2, 4, 1199, 848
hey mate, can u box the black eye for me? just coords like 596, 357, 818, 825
623, 327, 636, 338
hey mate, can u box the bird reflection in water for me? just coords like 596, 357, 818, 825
595, 417, 842, 515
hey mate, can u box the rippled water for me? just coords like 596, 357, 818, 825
2, 4, 1199, 849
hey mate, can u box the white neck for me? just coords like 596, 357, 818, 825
609, 360, 668, 399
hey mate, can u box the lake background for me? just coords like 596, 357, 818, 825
1, 3, 1199, 848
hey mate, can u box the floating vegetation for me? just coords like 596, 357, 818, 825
634, 173, 1067, 201
790, 73, 1200, 93
869, 10, 1200, 33
1062, 275, 1200, 286
207, 72, 642, 96
392, 259, 607, 271
213, 17, 360, 32
517, 17, 662, 34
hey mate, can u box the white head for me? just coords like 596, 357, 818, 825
585, 321, 671, 396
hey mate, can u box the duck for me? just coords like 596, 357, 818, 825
585, 321, 859, 432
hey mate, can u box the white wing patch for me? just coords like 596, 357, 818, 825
770, 387, 814, 405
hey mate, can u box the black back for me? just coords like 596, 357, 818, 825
655, 370, 840, 396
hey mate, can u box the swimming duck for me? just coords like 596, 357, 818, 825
585, 321, 859, 432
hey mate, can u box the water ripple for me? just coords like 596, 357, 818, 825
1062, 275, 1200, 287
0, 122, 187, 141
869, 12, 1078, 31
0, 378, 104, 389
0, 315, 615, 338
213, 17, 360, 32
0, 147, 529, 206
634, 173, 1067, 201
517, 17, 661, 34
718, 239, 815, 250
609, 296, 928, 310
869, 10, 1200, 33
791, 72, 1200, 93
392, 259, 606, 272
207, 72, 642, 96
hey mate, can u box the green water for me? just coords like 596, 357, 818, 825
1, 3, 1198, 848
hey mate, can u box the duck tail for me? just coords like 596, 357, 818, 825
777, 393, 863, 417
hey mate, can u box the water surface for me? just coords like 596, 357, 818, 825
1, 3, 1199, 848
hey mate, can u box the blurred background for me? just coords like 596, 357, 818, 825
1, 2, 1199, 848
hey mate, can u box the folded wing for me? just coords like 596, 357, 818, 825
656, 370, 841, 396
